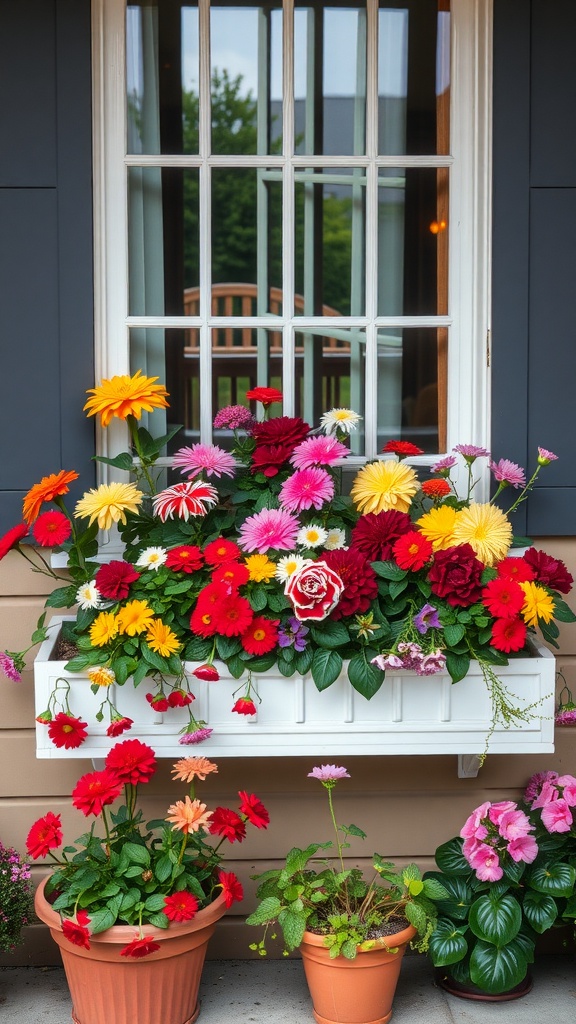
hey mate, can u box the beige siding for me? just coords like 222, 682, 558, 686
1, 543, 576, 965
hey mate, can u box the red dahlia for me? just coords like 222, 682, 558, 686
95, 560, 140, 600
26, 811, 63, 860
322, 548, 378, 619
252, 416, 310, 450
490, 616, 527, 653
428, 544, 484, 608
165, 545, 204, 573
163, 892, 199, 922
105, 738, 157, 786
120, 936, 161, 958
32, 510, 72, 547
393, 530, 433, 571
421, 478, 452, 500
72, 769, 122, 816
208, 807, 247, 843
238, 791, 270, 829
250, 442, 298, 477
218, 870, 244, 907
382, 440, 424, 457
47, 712, 88, 750
524, 547, 574, 594
350, 510, 413, 562
241, 616, 279, 655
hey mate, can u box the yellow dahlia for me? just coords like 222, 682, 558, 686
520, 581, 555, 627
416, 505, 458, 550
117, 600, 155, 636
350, 459, 419, 515
87, 665, 116, 688
84, 370, 169, 427
89, 611, 119, 647
74, 482, 143, 530
452, 503, 513, 567
145, 618, 181, 657
245, 553, 277, 582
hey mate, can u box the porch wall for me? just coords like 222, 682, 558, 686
2, 541, 576, 966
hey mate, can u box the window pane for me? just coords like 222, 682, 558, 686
211, 168, 283, 312
126, 3, 200, 156
377, 326, 442, 453
377, 167, 448, 316
378, 1, 450, 156
295, 168, 365, 317
211, 4, 283, 156
128, 167, 200, 316
294, 328, 365, 455
294, 2, 367, 156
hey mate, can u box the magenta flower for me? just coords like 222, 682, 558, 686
453, 444, 490, 460
290, 435, 349, 469
496, 808, 533, 841
279, 467, 334, 512
172, 443, 236, 479
152, 481, 218, 521
178, 727, 214, 745
507, 834, 538, 864
418, 651, 447, 675
0, 651, 21, 682
556, 709, 576, 725
537, 447, 558, 465
531, 778, 561, 809
524, 770, 558, 804
556, 775, 576, 806
489, 458, 526, 489
308, 765, 350, 782
238, 508, 300, 553
541, 798, 573, 833
213, 405, 256, 430
430, 455, 457, 475
466, 842, 503, 881
460, 802, 491, 840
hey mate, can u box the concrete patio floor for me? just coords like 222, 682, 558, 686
1, 954, 575, 1024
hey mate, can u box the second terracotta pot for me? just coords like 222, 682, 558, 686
299, 923, 417, 1024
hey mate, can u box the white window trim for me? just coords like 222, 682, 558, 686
92, 0, 493, 496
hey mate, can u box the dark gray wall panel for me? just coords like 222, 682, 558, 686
0, 0, 57, 186
531, 0, 576, 186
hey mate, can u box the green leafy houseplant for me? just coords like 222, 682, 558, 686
247, 764, 447, 959
426, 780, 576, 994
0, 839, 33, 953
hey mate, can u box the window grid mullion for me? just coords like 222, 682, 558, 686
198, 0, 213, 441
364, 0, 379, 458
282, 0, 295, 413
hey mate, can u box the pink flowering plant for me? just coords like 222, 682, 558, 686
426, 775, 576, 993
0, 839, 33, 952
1, 373, 573, 750
247, 764, 448, 958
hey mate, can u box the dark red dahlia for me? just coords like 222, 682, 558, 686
252, 416, 310, 450
523, 547, 574, 594
350, 510, 413, 562
428, 544, 484, 608
95, 560, 140, 600
322, 548, 379, 619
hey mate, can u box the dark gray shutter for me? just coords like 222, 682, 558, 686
492, 0, 576, 536
0, 0, 94, 532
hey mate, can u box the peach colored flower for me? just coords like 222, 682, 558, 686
165, 796, 213, 834
171, 757, 219, 783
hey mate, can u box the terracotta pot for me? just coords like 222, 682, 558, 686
299, 923, 417, 1024
34, 876, 227, 1024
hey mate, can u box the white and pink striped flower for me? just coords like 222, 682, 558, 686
152, 481, 218, 522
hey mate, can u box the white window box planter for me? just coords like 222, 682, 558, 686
34, 616, 555, 765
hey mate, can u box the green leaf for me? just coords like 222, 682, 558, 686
522, 891, 559, 934
445, 651, 471, 683
45, 586, 78, 609
468, 892, 522, 946
249, 587, 268, 612
216, 635, 242, 660
405, 901, 427, 933
294, 647, 314, 674
277, 908, 306, 951
123, 842, 151, 867
245, 896, 282, 925
389, 578, 409, 602
147, 912, 170, 929
88, 907, 118, 935
443, 623, 466, 646
434, 838, 471, 877
469, 937, 528, 994
311, 649, 343, 691
428, 918, 468, 967
184, 636, 213, 661
551, 598, 576, 623
144, 894, 167, 912
422, 878, 451, 901
310, 621, 351, 649
529, 861, 576, 896
93, 452, 135, 471
372, 561, 408, 582
347, 654, 383, 699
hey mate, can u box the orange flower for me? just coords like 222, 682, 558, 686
23, 470, 79, 524
165, 796, 213, 834
84, 370, 169, 426
171, 757, 219, 783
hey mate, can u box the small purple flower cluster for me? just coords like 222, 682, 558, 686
372, 642, 447, 676
278, 616, 309, 652
0, 840, 33, 952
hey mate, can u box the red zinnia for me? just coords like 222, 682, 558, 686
252, 416, 310, 451
350, 510, 413, 562
482, 577, 525, 618
105, 739, 157, 786
95, 560, 140, 600
47, 712, 88, 750
62, 910, 91, 949
32, 510, 72, 547
204, 538, 242, 565
322, 549, 378, 619
212, 561, 250, 588
382, 440, 424, 457
26, 811, 63, 860
165, 545, 204, 573
209, 807, 247, 843
490, 616, 528, 653
107, 716, 133, 737
246, 386, 283, 407
163, 891, 199, 922
190, 604, 218, 637
232, 697, 257, 716
0, 523, 29, 560
146, 692, 170, 712
191, 663, 220, 682
421, 478, 452, 500
120, 936, 162, 958
167, 688, 194, 708
496, 557, 535, 584
212, 594, 254, 636
218, 870, 244, 907
393, 531, 433, 571
72, 770, 122, 816
241, 616, 279, 655
238, 791, 270, 829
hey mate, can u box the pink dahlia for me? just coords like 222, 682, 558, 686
290, 435, 349, 469
279, 467, 334, 512
172, 443, 236, 479
489, 458, 526, 489
238, 508, 300, 553
152, 481, 218, 521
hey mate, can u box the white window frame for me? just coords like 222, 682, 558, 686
92, 0, 493, 494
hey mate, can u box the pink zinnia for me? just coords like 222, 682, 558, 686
279, 467, 334, 512
541, 798, 573, 833
152, 481, 218, 521
453, 444, 490, 460
179, 727, 213, 745
290, 436, 349, 469
238, 508, 300, 553
308, 765, 350, 782
507, 834, 538, 864
489, 458, 526, 489
172, 443, 236, 479
431, 456, 457, 474
0, 651, 21, 682
537, 447, 558, 465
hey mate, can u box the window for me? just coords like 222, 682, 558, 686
93, 0, 491, 472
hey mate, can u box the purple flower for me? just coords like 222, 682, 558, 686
0, 652, 21, 682
489, 458, 526, 489
453, 444, 490, 461
308, 765, 350, 782
418, 650, 447, 675
371, 653, 404, 671
178, 727, 213, 745
278, 617, 309, 652
556, 710, 576, 726
537, 447, 558, 466
213, 405, 256, 431
430, 456, 457, 475
413, 603, 441, 635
